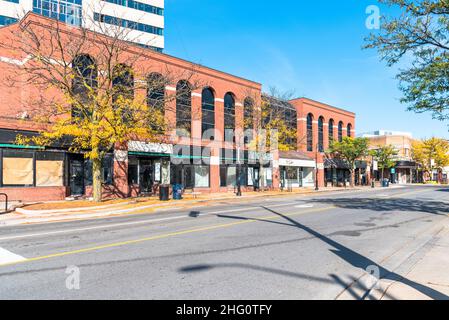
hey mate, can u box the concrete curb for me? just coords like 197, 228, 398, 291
13, 187, 354, 216
1, 186, 403, 226
15, 201, 136, 215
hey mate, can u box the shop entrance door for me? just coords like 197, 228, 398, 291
70, 160, 84, 196
139, 160, 154, 194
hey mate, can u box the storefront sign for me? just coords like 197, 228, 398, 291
373, 160, 378, 171
279, 158, 315, 168
248, 167, 254, 186
128, 141, 173, 155
155, 162, 161, 182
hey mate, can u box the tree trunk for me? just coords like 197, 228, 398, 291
350, 168, 355, 188
92, 156, 102, 202
259, 161, 265, 192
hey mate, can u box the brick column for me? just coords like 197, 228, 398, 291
191, 92, 202, 144
210, 146, 220, 193
215, 98, 224, 144
113, 147, 129, 198
165, 85, 177, 132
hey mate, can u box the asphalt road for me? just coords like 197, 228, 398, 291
0, 185, 448, 300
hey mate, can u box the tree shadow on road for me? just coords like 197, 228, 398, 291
180, 206, 449, 300
305, 198, 449, 216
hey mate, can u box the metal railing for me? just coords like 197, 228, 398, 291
0, 193, 8, 214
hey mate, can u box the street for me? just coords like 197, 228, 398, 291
0, 185, 448, 300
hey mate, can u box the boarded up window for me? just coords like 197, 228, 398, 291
3, 157, 33, 186
36, 160, 63, 186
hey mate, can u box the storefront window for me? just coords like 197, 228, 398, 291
2, 150, 34, 186
84, 154, 114, 186
195, 165, 209, 188
128, 157, 139, 185
36, 152, 64, 187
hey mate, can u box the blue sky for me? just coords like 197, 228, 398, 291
164, 0, 449, 139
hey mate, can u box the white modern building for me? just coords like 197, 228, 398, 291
0, 0, 164, 51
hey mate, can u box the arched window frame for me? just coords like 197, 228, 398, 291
201, 87, 215, 139
224, 92, 236, 142
347, 123, 352, 138
338, 121, 343, 142
307, 113, 314, 152
328, 119, 335, 144
176, 80, 192, 136
318, 116, 324, 152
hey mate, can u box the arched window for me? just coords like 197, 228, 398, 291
224, 93, 236, 141
72, 54, 97, 118
328, 119, 334, 144
176, 80, 192, 136
112, 64, 134, 105
147, 73, 165, 111
347, 123, 352, 138
338, 121, 343, 142
307, 113, 313, 152
318, 116, 324, 152
202, 87, 215, 139
243, 97, 254, 144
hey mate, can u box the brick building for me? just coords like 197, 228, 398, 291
361, 130, 419, 184
0, 13, 356, 202
289, 98, 356, 187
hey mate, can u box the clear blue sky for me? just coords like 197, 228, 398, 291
164, 0, 449, 140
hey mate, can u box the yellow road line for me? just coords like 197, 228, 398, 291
0, 206, 335, 268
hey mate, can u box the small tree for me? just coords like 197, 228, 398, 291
3, 10, 200, 202
244, 89, 301, 191
370, 145, 399, 181
327, 137, 369, 187
412, 137, 449, 182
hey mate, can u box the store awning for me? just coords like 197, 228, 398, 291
395, 161, 418, 169
324, 158, 351, 169
279, 150, 315, 168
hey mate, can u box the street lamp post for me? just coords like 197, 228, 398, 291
315, 143, 319, 191
236, 146, 242, 197
371, 155, 375, 188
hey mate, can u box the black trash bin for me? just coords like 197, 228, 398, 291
159, 185, 170, 201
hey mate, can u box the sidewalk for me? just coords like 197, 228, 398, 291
373, 226, 449, 300
0, 186, 379, 226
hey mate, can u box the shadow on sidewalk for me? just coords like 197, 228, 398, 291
305, 198, 449, 216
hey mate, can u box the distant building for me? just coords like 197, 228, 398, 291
0, 0, 164, 52
364, 130, 419, 184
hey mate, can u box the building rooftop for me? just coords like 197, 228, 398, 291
359, 130, 413, 138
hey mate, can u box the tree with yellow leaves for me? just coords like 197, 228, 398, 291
3, 12, 199, 202
412, 138, 449, 183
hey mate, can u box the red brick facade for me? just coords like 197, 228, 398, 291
0, 14, 356, 202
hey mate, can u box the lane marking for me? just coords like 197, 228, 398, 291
0, 206, 335, 268
0, 247, 27, 265
295, 204, 314, 208
0, 202, 299, 242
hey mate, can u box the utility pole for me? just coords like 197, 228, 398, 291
315, 143, 319, 191
236, 146, 242, 197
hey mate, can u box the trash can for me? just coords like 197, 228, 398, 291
172, 184, 183, 200
382, 179, 390, 187
159, 185, 170, 201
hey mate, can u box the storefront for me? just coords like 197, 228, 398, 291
127, 141, 172, 195
394, 161, 418, 184
279, 151, 315, 189
324, 158, 351, 187
219, 149, 273, 190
